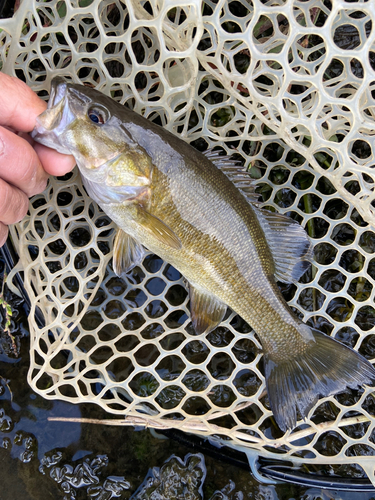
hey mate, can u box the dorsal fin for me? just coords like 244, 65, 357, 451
203, 149, 311, 283
203, 149, 239, 166
203, 149, 260, 204
253, 206, 313, 283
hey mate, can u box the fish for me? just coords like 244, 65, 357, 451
31, 77, 375, 431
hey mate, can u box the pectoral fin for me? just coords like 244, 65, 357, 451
189, 284, 227, 335
113, 229, 145, 276
135, 206, 182, 250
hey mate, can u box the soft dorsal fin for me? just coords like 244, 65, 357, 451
189, 283, 227, 335
203, 149, 260, 204
113, 229, 145, 277
253, 206, 313, 283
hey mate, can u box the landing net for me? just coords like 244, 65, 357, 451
1, 0, 375, 485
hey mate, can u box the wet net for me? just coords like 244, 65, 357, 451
2, 0, 375, 486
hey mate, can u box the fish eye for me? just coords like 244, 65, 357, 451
87, 105, 109, 125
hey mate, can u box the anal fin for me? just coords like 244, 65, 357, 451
113, 229, 145, 277
189, 284, 226, 335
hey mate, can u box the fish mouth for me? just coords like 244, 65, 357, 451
31, 77, 74, 154
33, 76, 69, 134
48, 76, 68, 109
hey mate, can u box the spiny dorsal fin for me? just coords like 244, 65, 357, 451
113, 229, 145, 277
189, 283, 227, 335
203, 149, 239, 167
253, 206, 313, 283
203, 149, 260, 204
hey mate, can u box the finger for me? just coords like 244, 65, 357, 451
0, 179, 29, 225
0, 75, 76, 173
0, 73, 47, 132
34, 142, 76, 177
0, 126, 48, 197
0, 222, 8, 247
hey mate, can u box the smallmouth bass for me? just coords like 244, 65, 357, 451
32, 78, 375, 431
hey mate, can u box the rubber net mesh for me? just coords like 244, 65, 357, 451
2, 0, 375, 484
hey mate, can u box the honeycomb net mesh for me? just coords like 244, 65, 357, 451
2, 0, 375, 484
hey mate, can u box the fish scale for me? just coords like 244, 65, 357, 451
31, 77, 375, 432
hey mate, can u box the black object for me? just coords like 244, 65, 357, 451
161, 428, 375, 492
258, 460, 375, 492
0, 0, 14, 19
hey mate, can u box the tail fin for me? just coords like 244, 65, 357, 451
264, 329, 375, 432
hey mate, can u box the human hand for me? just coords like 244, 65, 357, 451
0, 73, 76, 246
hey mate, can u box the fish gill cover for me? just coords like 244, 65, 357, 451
1, 0, 375, 487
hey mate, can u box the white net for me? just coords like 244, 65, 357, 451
2, 0, 375, 485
